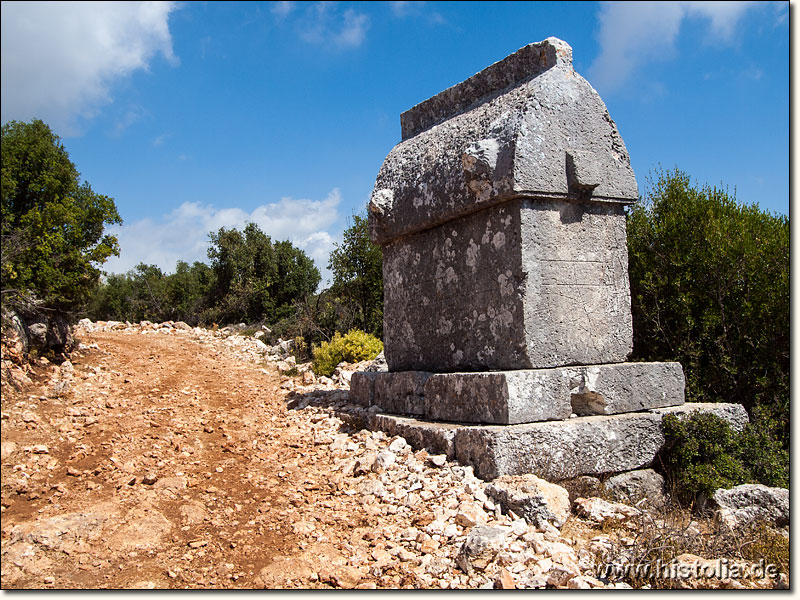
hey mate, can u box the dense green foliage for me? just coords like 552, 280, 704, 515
89, 261, 213, 325
264, 212, 383, 354
328, 213, 383, 337
311, 329, 383, 377
659, 413, 788, 507
89, 223, 318, 327
1, 120, 121, 313
627, 169, 789, 454
205, 223, 320, 325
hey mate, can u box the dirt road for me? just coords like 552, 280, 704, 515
1, 327, 416, 588
9, 324, 603, 589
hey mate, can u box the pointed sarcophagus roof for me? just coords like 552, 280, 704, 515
369, 37, 638, 246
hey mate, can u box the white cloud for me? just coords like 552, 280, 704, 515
294, 2, 370, 49
1, 1, 179, 135
588, 1, 760, 93
271, 1, 295, 18
388, 1, 445, 26
389, 1, 416, 18
335, 9, 369, 48
113, 104, 150, 136
103, 189, 343, 288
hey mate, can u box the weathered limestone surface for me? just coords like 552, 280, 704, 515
603, 469, 666, 507
370, 37, 638, 373
569, 361, 685, 416
373, 371, 431, 416
424, 368, 572, 424
367, 403, 748, 481
349, 371, 379, 407
652, 402, 749, 432
712, 484, 789, 529
382, 199, 634, 372
485, 474, 571, 527
455, 413, 665, 481
352, 362, 684, 425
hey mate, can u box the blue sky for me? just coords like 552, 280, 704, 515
1, 1, 789, 284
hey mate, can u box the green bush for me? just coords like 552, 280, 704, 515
660, 413, 747, 505
311, 329, 383, 377
659, 412, 788, 508
627, 169, 788, 452
735, 405, 789, 489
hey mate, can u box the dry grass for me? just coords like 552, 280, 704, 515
591, 498, 788, 589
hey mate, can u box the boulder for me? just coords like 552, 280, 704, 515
574, 497, 640, 525
558, 475, 603, 504
456, 525, 512, 575
3, 311, 29, 354
603, 469, 666, 507
25, 318, 49, 349
712, 484, 789, 529
486, 474, 571, 527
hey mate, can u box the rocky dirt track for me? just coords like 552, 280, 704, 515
0, 323, 785, 589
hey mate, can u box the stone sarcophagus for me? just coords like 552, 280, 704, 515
351, 38, 746, 480
370, 38, 636, 373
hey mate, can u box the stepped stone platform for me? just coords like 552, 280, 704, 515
359, 37, 749, 483
351, 362, 685, 425
367, 403, 749, 481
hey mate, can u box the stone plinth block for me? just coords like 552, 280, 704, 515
374, 371, 431, 416
454, 413, 665, 481
366, 403, 748, 481
369, 37, 639, 372
349, 371, 379, 407
351, 361, 684, 425
381, 199, 633, 372
423, 368, 573, 424
569, 361, 685, 416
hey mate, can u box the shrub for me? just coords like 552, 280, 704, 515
658, 412, 788, 509
311, 329, 383, 377
659, 413, 747, 507
291, 335, 309, 362
735, 406, 789, 489
627, 168, 788, 451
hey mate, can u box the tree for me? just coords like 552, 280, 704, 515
328, 213, 383, 337
206, 222, 320, 324
88, 272, 135, 322
1, 119, 121, 314
164, 261, 214, 325
627, 168, 789, 450
89, 260, 215, 325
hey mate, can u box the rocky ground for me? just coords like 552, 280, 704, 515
0, 321, 789, 589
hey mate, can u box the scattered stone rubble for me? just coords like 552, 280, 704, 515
1, 320, 787, 589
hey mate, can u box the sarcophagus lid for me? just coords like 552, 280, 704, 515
369, 37, 638, 246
